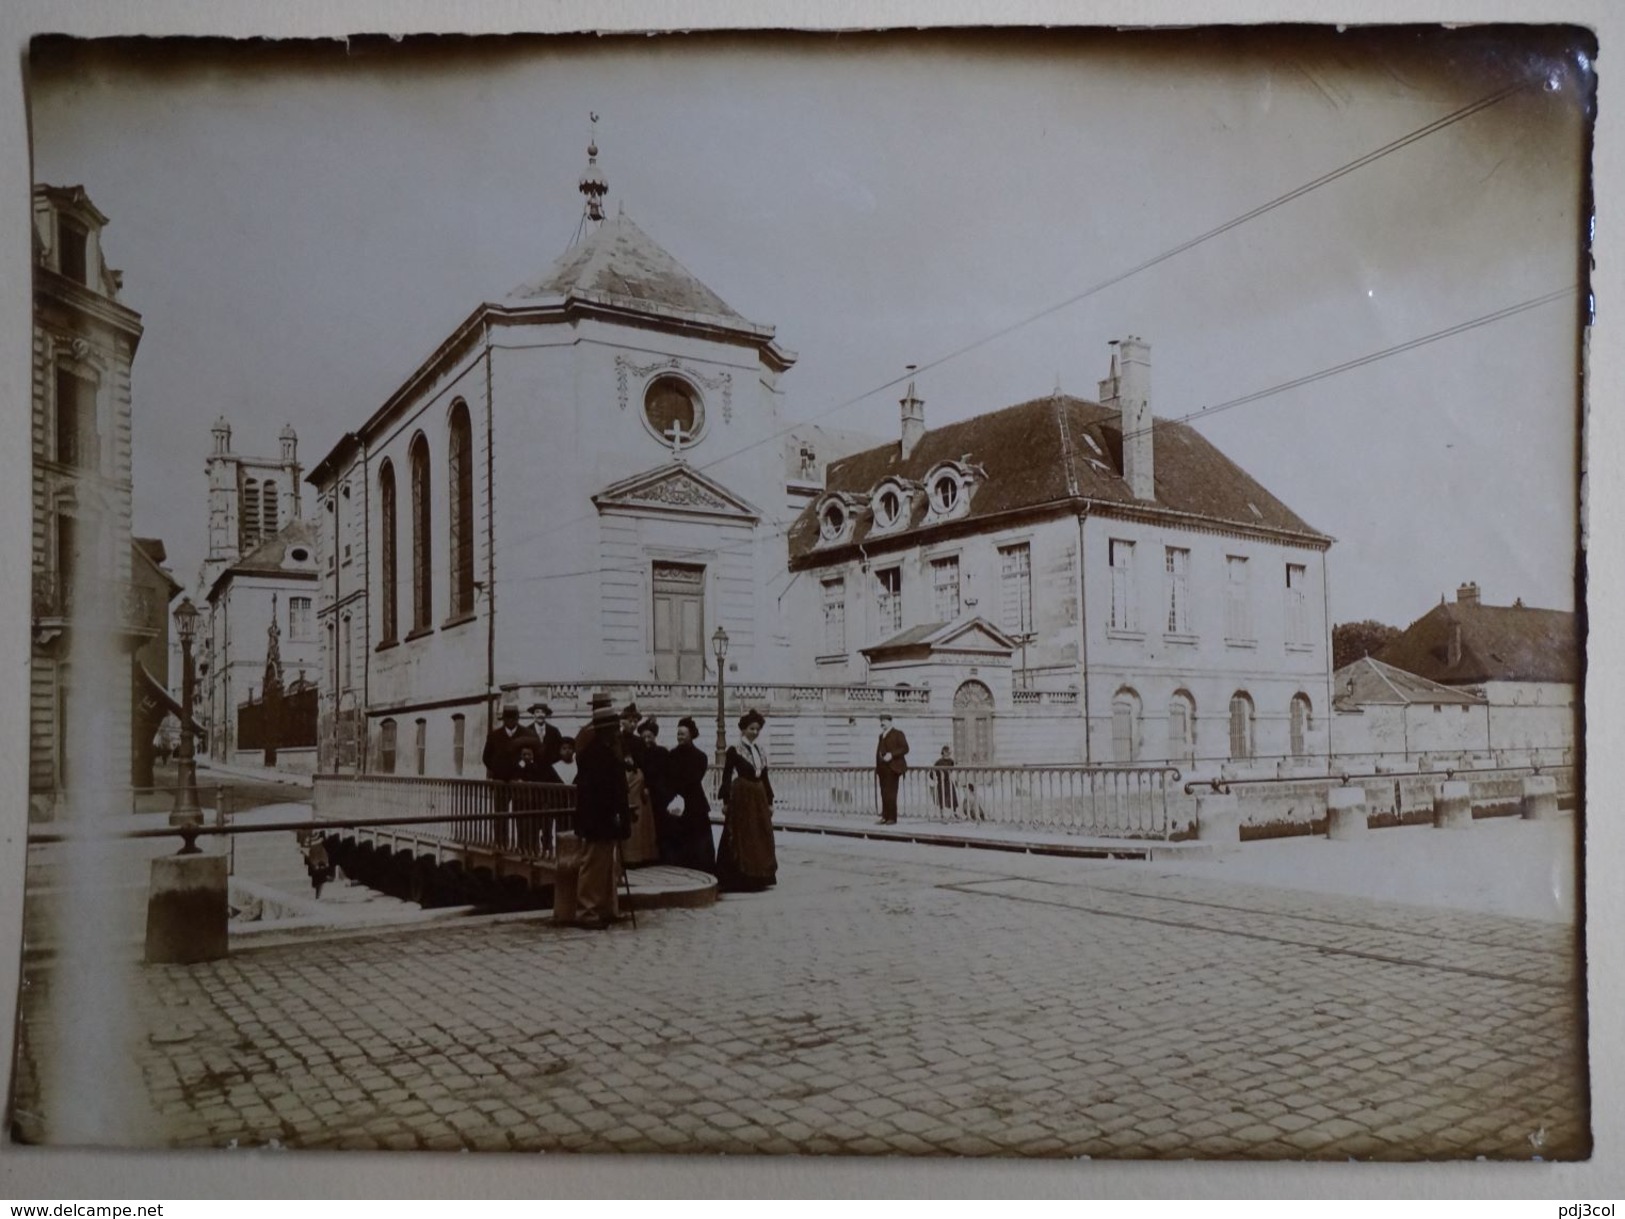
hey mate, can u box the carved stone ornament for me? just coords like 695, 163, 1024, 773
630, 471, 732, 511
70, 338, 90, 362
616, 355, 734, 423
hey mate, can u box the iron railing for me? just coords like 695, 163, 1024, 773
31, 570, 162, 632
760, 764, 1181, 839
313, 775, 575, 859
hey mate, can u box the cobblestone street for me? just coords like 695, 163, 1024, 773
11, 826, 1586, 1160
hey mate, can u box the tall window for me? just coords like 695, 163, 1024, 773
379, 718, 398, 775
414, 718, 427, 776
288, 596, 313, 642
1109, 539, 1137, 631
1111, 688, 1141, 763
1228, 692, 1254, 761
931, 555, 961, 622
876, 567, 903, 634
54, 368, 99, 471
448, 401, 475, 618
241, 479, 261, 550
262, 481, 279, 537
452, 714, 466, 776
1285, 563, 1309, 645
1290, 694, 1312, 760
1168, 691, 1196, 767
821, 576, 846, 654
59, 216, 89, 284
1165, 546, 1191, 633
341, 614, 353, 691
54, 513, 79, 603
378, 461, 398, 643
999, 543, 1033, 636
410, 433, 432, 633
1225, 555, 1252, 640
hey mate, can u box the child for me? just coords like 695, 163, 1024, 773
299, 829, 333, 898
959, 782, 986, 823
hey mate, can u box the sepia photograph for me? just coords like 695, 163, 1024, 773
2, 9, 1609, 1190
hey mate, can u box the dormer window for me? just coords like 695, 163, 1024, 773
819, 499, 848, 542
59, 216, 89, 285
923, 461, 976, 523
868, 479, 914, 535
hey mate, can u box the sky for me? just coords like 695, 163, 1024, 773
27, 27, 1592, 627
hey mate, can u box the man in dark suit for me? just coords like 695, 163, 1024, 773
483, 705, 541, 850
875, 712, 910, 824
527, 702, 565, 772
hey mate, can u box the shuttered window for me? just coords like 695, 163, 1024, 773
999, 543, 1033, 636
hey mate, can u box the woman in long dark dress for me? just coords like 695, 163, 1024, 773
662, 717, 718, 875
716, 709, 777, 892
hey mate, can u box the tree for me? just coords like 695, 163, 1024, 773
1333, 619, 1402, 671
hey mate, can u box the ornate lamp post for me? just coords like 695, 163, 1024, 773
171, 596, 201, 825
711, 625, 729, 767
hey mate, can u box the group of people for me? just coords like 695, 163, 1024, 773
480, 695, 781, 929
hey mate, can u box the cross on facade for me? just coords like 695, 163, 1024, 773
663, 418, 691, 453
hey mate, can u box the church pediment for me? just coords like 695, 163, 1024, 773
592, 461, 761, 523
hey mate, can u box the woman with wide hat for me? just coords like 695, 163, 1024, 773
716, 708, 777, 893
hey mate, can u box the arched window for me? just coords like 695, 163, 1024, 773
262, 480, 279, 537
1290, 693, 1313, 761
448, 400, 475, 618
378, 460, 398, 643
1229, 692, 1255, 761
1111, 688, 1142, 763
410, 433, 432, 633
1168, 690, 1196, 768
241, 478, 260, 549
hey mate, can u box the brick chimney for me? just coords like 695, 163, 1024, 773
899, 380, 925, 460
1100, 336, 1154, 500
1456, 581, 1481, 606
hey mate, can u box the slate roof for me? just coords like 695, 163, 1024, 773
860, 617, 1018, 662
788, 394, 1330, 566
210, 520, 319, 598
505, 212, 754, 331
1374, 600, 1579, 686
1332, 656, 1484, 710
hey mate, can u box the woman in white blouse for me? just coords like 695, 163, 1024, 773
716, 709, 777, 892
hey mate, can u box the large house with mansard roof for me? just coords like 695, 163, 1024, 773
784, 339, 1337, 771
307, 136, 1336, 778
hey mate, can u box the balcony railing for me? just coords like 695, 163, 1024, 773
32, 570, 161, 633
313, 775, 575, 858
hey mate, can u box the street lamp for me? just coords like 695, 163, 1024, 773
711, 625, 729, 767
171, 596, 202, 825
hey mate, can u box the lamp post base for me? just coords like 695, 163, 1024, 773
170, 756, 202, 827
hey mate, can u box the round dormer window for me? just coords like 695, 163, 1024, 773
289, 547, 310, 563
819, 500, 847, 541
644, 375, 703, 451
931, 472, 961, 513
875, 487, 903, 529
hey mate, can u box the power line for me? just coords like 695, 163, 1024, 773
481, 74, 1538, 559
499, 281, 1578, 589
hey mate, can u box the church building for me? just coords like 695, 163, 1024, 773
308, 131, 867, 774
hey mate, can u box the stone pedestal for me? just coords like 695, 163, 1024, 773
1521, 774, 1560, 821
1433, 780, 1473, 831
552, 836, 581, 925
1195, 793, 1241, 849
145, 853, 229, 964
1325, 786, 1369, 840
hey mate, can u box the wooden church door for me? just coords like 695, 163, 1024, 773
652, 562, 706, 681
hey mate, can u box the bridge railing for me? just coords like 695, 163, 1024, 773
312, 775, 576, 859
759, 764, 1181, 839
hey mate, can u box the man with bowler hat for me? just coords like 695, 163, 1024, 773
527, 702, 564, 771
483, 703, 541, 849
572, 692, 629, 929
875, 712, 910, 824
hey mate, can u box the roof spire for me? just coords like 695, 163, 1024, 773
573, 112, 608, 245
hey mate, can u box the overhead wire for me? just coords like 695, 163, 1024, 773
491, 74, 1540, 560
